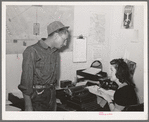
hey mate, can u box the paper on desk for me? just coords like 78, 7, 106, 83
77, 75, 84, 79
82, 67, 101, 75
76, 80, 88, 86
98, 88, 115, 97
86, 85, 115, 100
97, 96, 107, 108
86, 85, 102, 96
98, 88, 115, 100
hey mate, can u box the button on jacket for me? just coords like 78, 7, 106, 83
18, 39, 59, 96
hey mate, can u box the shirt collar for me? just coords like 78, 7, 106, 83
38, 39, 58, 52
39, 39, 49, 49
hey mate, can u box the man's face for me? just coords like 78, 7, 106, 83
54, 32, 69, 49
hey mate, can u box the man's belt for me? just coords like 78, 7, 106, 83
33, 84, 54, 89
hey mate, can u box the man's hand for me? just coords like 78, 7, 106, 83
23, 94, 33, 111
25, 106, 33, 111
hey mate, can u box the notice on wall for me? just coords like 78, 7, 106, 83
73, 37, 87, 63
88, 13, 105, 44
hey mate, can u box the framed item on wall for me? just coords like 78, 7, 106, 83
122, 5, 134, 29
33, 23, 40, 35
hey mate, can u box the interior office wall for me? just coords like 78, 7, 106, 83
6, 54, 23, 100
109, 5, 145, 103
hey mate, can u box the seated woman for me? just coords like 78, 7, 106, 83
101, 58, 138, 111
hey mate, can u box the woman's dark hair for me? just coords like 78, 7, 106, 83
110, 58, 135, 87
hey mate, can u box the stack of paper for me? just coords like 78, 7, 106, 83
82, 67, 101, 75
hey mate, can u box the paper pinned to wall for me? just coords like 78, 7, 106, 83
88, 13, 105, 44
73, 37, 87, 62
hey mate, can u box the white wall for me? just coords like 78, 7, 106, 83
6, 54, 23, 100
109, 5, 144, 103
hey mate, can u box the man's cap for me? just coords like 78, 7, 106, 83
47, 21, 69, 36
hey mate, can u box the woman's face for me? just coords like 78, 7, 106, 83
110, 65, 118, 82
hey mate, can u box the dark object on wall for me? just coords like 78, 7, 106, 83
33, 23, 40, 35
13, 39, 18, 43
77, 34, 84, 39
23, 41, 26, 46
123, 5, 134, 29
60, 80, 72, 88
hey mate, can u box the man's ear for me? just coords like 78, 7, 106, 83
53, 33, 60, 41
54, 32, 59, 38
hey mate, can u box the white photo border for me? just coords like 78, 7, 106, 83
2, 1, 148, 120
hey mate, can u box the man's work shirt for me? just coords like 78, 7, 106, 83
18, 39, 59, 96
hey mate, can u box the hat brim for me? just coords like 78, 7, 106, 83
59, 26, 69, 30
54, 26, 69, 33
48, 26, 69, 36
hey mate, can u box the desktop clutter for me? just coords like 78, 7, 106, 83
56, 60, 118, 111
6, 60, 118, 111
6, 59, 143, 111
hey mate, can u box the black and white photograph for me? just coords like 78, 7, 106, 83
2, 1, 148, 120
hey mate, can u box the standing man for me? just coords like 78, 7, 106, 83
18, 21, 69, 111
